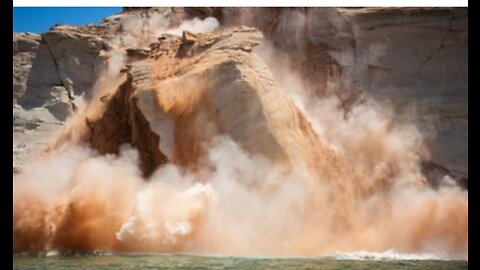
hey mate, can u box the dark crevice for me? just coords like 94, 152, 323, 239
419, 15, 455, 70
88, 75, 168, 178
42, 35, 76, 109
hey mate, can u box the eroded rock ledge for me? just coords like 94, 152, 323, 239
64, 27, 299, 177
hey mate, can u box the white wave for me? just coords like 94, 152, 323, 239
46, 250, 59, 257
65, 250, 114, 257
329, 249, 463, 261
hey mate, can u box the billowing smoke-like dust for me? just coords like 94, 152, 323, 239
13, 12, 467, 259
166, 17, 219, 36
105, 13, 219, 75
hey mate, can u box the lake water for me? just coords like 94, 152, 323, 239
13, 253, 468, 270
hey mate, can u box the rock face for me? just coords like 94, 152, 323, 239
52, 26, 346, 184
13, 33, 41, 104
211, 8, 468, 183
13, 32, 66, 172
339, 8, 468, 183
13, 28, 103, 171
130, 28, 292, 169
13, 8, 183, 173
13, 7, 468, 186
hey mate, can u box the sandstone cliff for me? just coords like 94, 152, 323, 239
12, 7, 468, 255
13, 7, 468, 186
216, 7, 468, 184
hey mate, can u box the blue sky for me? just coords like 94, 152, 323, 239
13, 7, 123, 33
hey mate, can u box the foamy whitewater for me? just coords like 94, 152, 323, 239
13, 15, 468, 260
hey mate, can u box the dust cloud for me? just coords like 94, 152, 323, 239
13, 13, 467, 260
